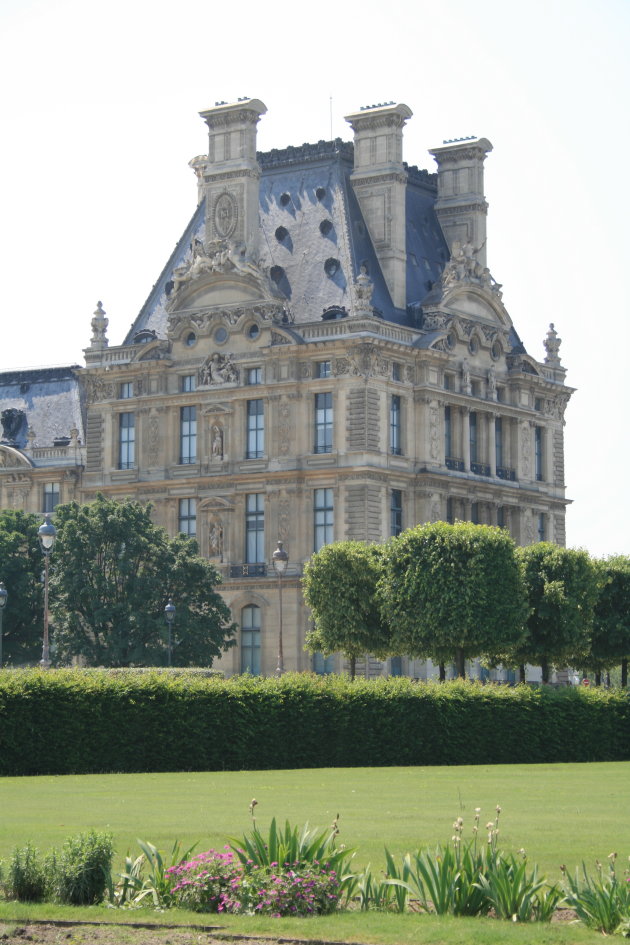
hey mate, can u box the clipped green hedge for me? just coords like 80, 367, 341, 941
0, 670, 628, 775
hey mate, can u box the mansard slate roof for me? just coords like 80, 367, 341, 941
127, 140, 450, 342
0, 366, 84, 451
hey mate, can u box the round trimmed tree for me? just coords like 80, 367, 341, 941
380, 521, 527, 678
303, 540, 390, 679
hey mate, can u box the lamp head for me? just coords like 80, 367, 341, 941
272, 540, 288, 575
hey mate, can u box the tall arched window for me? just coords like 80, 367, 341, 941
241, 604, 261, 674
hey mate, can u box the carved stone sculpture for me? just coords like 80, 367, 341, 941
211, 424, 224, 459
199, 353, 239, 386
1, 408, 25, 444
208, 520, 223, 557
354, 265, 374, 316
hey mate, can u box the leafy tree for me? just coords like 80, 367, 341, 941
49, 495, 236, 667
380, 521, 528, 678
514, 543, 600, 684
0, 509, 45, 665
588, 556, 630, 687
303, 541, 390, 679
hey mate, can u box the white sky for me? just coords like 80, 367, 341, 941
0, 0, 627, 557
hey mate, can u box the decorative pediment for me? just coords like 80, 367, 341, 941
166, 238, 277, 312
198, 496, 234, 512
0, 446, 32, 469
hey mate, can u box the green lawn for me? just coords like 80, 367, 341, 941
1, 761, 628, 878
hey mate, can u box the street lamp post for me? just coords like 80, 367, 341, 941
0, 582, 7, 668
272, 540, 288, 676
38, 514, 57, 670
164, 598, 176, 667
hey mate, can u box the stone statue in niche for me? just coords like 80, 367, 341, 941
208, 520, 223, 558
199, 353, 239, 386
211, 424, 224, 459
487, 365, 497, 400
461, 359, 471, 395
1, 408, 25, 444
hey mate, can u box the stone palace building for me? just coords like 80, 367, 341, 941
0, 99, 573, 677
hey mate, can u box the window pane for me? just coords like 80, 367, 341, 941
247, 367, 262, 385
178, 498, 196, 536
314, 393, 332, 453
181, 375, 196, 392
245, 493, 264, 562
390, 395, 401, 455
391, 489, 402, 537
119, 412, 135, 469
246, 399, 264, 459
241, 605, 261, 674
314, 488, 333, 551
180, 406, 197, 464
43, 482, 60, 513
469, 412, 477, 463
120, 382, 133, 399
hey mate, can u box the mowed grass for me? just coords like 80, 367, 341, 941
1, 761, 628, 878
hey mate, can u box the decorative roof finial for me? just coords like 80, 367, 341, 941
90, 301, 109, 349
544, 322, 562, 366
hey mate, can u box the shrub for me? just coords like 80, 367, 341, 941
1, 670, 629, 775
5, 842, 48, 902
168, 848, 241, 913
52, 830, 114, 905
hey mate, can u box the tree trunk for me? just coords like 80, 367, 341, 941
519, 664, 526, 684
595, 671, 601, 687
606, 672, 610, 688
540, 658, 550, 684
622, 658, 628, 689
455, 647, 466, 679
349, 655, 356, 680
439, 662, 446, 682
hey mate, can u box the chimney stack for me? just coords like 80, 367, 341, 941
194, 98, 267, 255
345, 103, 412, 309
428, 137, 493, 268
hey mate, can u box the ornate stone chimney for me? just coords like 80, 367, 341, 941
345, 103, 412, 309
428, 137, 493, 269
193, 98, 267, 258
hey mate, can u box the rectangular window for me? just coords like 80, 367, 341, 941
496, 386, 505, 403
497, 506, 506, 529
246, 399, 264, 459
392, 362, 401, 382
43, 482, 60, 513
180, 406, 197, 464
495, 417, 503, 469
241, 605, 261, 675
469, 412, 478, 464
390, 395, 402, 455
391, 489, 403, 537
178, 498, 196, 536
444, 405, 452, 459
314, 392, 333, 453
119, 412, 135, 469
120, 382, 133, 399
535, 426, 544, 481
446, 497, 455, 524
181, 374, 196, 392
471, 501, 480, 525
317, 361, 331, 379
537, 512, 546, 542
444, 373, 453, 391
314, 488, 334, 551
247, 367, 262, 385
245, 493, 265, 563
